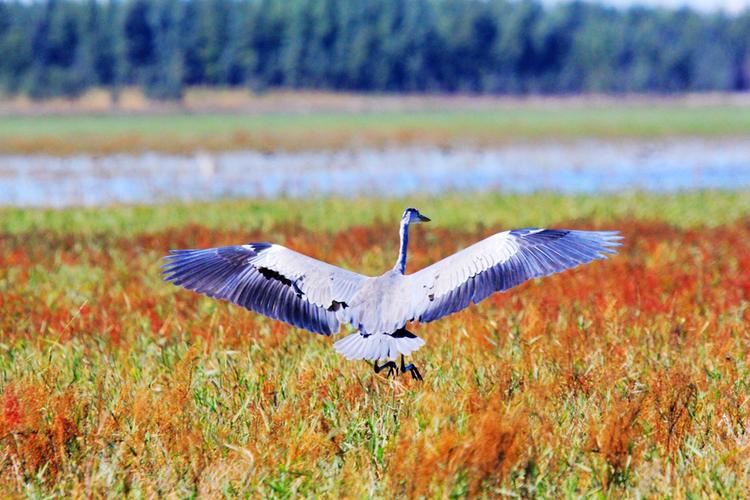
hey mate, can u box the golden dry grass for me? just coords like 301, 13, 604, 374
1, 201, 749, 496
3, 88, 749, 115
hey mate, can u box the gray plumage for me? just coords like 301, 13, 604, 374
162, 208, 621, 362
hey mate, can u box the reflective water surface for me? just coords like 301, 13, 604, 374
1, 139, 749, 207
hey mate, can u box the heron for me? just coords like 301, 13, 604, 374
162, 208, 620, 380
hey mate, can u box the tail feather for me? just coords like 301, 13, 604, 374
333, 332, 425, 361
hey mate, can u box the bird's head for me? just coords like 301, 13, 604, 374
402, 207, 431, 225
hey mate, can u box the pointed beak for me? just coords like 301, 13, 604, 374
418, 214, 431, 222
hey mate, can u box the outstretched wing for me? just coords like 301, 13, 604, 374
405, 229, 621, 324
162, 243, 368, 335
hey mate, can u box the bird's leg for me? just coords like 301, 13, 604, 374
373, 359, 398, 378
400, 355, 423, 381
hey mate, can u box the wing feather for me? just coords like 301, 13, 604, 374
406, 228, 621, 324
163, 243, 367, 335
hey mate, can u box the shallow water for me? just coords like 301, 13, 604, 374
1, 139, 749, 207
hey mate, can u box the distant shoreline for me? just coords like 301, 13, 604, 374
1, 88, 749, 117
0, 91, 748, 156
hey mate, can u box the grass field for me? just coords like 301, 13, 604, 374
1, 192, 749, 496
1, 101, 749, 155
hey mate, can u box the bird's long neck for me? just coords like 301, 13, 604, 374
394, 220, 409, 274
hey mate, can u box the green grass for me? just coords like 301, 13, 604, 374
1, 104, 748, 154
2, 191, 749, 236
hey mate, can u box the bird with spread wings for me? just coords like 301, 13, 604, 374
163, 208, 621, 380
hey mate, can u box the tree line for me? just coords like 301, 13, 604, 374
1, 0, 748, 100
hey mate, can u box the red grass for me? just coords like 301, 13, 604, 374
0, 218, 749, 494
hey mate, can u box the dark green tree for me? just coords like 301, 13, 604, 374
144, 0, 184, 100
0, 0, 749, 99
123, 0, 155, 84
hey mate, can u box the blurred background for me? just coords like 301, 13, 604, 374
0, 0, 749, 206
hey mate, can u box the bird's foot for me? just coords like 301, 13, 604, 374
373, 360, 398, 378
400, 355, 423, 381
